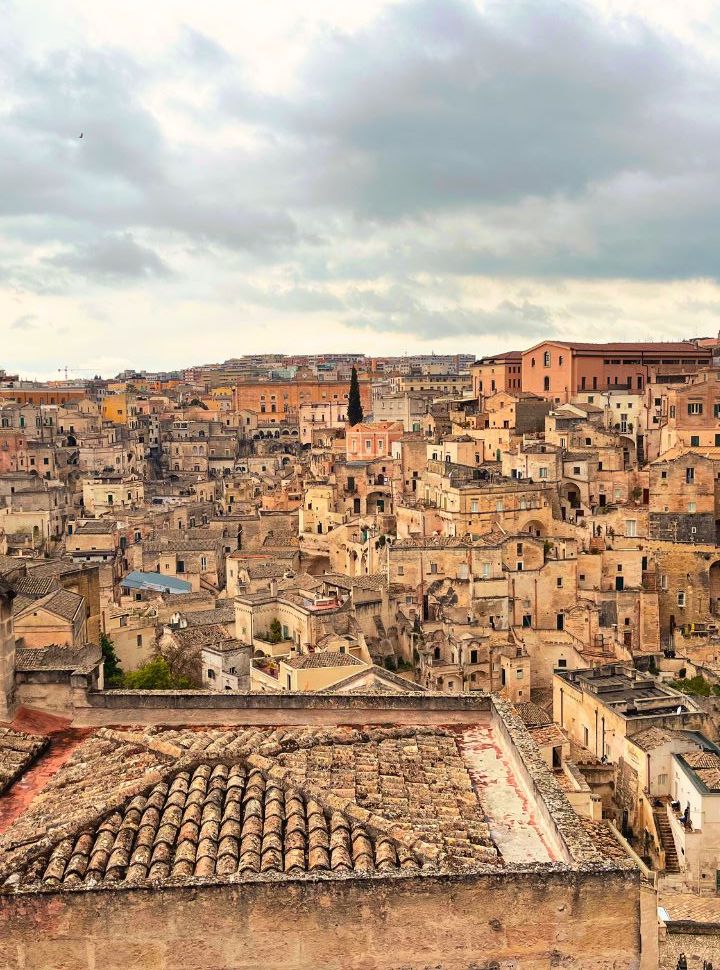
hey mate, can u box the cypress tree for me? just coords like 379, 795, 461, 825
347, 365, 364, 426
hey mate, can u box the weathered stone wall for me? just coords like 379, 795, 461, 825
649, 512, 715, 544
88, 689, 496, 713
0, 869, 641, 970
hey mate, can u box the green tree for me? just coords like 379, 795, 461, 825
122, 656, 193, 690
669, 674, 712, 697
269, 619, 283, 643
347, 366, 364, 426
100, 632, 123, 686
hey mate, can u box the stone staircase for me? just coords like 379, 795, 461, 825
654, 808, 680, 873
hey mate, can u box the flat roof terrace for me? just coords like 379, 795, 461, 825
557, 664, 697, 718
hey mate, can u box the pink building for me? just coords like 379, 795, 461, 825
346, 422, 404, 462
0, 431, 28, 474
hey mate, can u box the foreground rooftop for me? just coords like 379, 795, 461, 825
0, 695, 627, 897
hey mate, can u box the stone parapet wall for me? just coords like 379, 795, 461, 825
87, 688, 495, 712
0, 868, 641, 970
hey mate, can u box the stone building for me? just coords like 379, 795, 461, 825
649, 449, 719, 544
143, 533, 226, 593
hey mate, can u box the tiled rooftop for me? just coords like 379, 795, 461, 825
284, 653, 364, 670
0, 724, 508, 892
14, 645, 101, 675
0, 728, 48, 796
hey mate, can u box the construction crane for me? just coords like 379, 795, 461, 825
57, 366, 96, 381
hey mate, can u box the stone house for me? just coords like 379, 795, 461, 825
143, 533, 226, 593
13, 588, 87, 649
649, 449, 718, 544
82, 475, 145, 515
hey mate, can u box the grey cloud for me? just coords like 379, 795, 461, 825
50, 233, 172, 281
0, 43, 297, 261
216, 0, 720, 282
240, 284, 344, 312
222, 0, 717, 216
345, 287, 555, 340
3, 0, 720, 340
11, 312, 39, 330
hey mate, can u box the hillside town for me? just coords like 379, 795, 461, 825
3, 340, 720, 967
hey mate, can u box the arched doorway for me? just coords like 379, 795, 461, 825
562, 483, 581, 510
523, 519, 545, 538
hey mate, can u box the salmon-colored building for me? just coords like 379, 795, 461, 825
0, 386, 86, 407
0, 431, 28, 474
471, 352, 522, 399
521, 341, 712, 404
346, 422, 404, 462
233, 379, 371, 423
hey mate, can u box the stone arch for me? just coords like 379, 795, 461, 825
562, 483, 581, 509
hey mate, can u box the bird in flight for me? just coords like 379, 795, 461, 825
78, 132, 83, 139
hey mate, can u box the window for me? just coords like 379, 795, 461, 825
471, 499, 479, 513
543, 351, 551, 366
689, 502, 696, 513
691, 435, 700, 447
538, 467, 548, 479
557, 577, 563, 588
677, 591, 686, 607
516, 562, 523, 571
686, 467, 695, 484
573, 466, 581, 475
136, 634, 143, 647
582, 726, 589, 747
177, 559, 185, 573
119, 615, 127, 627
207, 669, 215, 680
661, 470, 668, 480
626, 520, 637, 538
482, 563, 491, 578
516, 543, 523, 555
557, 658, 567, 668
661, 575, 668, 590
516, 668, 524, 679
688, 402, 703, 415
397, 565, 404, 576
495, 500, 504, 512
430, 563, 438, 574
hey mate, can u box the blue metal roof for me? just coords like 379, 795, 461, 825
120, 571, 192, 594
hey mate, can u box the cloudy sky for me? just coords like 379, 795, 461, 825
3, 0, 720, 378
